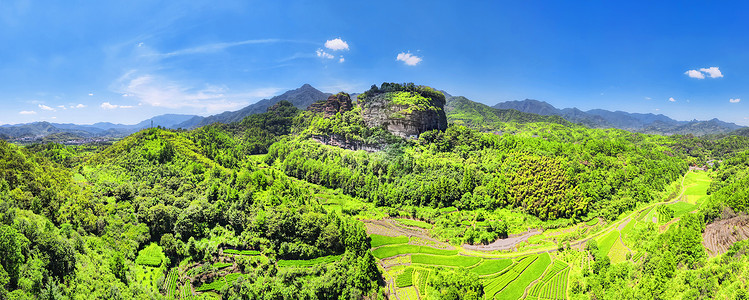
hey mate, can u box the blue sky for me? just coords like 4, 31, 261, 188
2, 1, 749, 125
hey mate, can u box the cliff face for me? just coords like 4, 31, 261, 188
359, 90, 447, 138
307, 92, 353, 117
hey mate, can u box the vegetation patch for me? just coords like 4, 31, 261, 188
370, 234, 409, 248
597, 230, 620, 258
394, 218, 433, 229
135, 243, 165, 267
196, 273, 244, 292
469, 259, 513, 276
372, 244, 458, 259
411, 254, 481, 267
396, 268, 414, 287
278, 254, 343, 267
494, 253, 551, 300
608, 238, 630, 264
223, 249, 260, 256
586, 218, 600, 226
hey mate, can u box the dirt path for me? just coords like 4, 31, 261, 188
461, 229, 542, 251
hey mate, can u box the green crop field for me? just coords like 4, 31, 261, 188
482, 255, 539, 299
470, 259, 513, 276
395, 218, 433, 229
414, 268, 430, 295
196, 273, 244, 292
396, 287, 420, 300
370, 234, 409, 248
165, 268, 178, 299
528, 260, 568, 299
668, 201, 697, 218
135, 243, 165, 267
411, 254, 482, 267
371, 244, 458, 259
586, 218, 600, 226
396, 268, 414, 287
278, 254, 343, 267
223, 249, 260, 256
494, 253, 551, 300
597, 230, 620, 258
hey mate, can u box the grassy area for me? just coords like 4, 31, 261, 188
371, 244, 458, 259
469, 259, 513, 276
411, 254, 481, 267
213, 262, 232, 270
586, 218, 600, 226
394, 218, 433, 229
277, 254, 342, 267
597, 230, 620, 257
132, 265, 162, 292
608, 238, 630, 264
494, 253, 551, 300
196, 273, 244, 292
370, 234, 409, 248
396, 268, 414, 287
683, 171, 711, 205
667, 201, 697, 218
135, 243, 165, 267
396, 286, 420, 300
223, 249, 260, 256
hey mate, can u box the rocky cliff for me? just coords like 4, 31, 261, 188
307, 92, 353, 117
358, 84, 447, 138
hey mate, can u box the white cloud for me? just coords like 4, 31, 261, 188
75, 104, 86, 108
644, 97, 652, 100
38, 104, 55, 111
669, 97, 676, 102
684, 69, 705, 79
19, 110, 36, 115
700, 67, 723, 78
113, 73, 267, 113
324, 38, 349, 51
316, 49, 334, 59
655, 108, 660, 111
684, 66, 723, 79
101, 102, 119, 109
397, 52, 423, 66
339, 56, 345, 63
88, 93, 94, 96
730, 98, 741, 103
57, 105, 66, 110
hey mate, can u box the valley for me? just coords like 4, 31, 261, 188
1, 83, 748, 300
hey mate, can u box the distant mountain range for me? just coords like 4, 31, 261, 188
493, 99, 744, 135
174, 84, 330, 128
2, 87, 744, 142
0, 84, 331, 142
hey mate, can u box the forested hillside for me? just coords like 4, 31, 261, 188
1, 83, 749, 299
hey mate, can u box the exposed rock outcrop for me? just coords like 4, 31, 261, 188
307, 92, 353, 117
358, 86, 447, 138
310, 134, 383, 152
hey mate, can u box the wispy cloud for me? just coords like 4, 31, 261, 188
324, 38, 349, 51
158, 39, 282, 57
397, 52, 422, 66
669, 97, 676, 102
730, 98, 741, 103
644, 97, 652, 100
19, 110, 36, 115
114, 72, 278, 113
101, 102, 133, 109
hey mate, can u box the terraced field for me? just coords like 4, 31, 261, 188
411, 254, 481, 267
372, 244, 459, 259
470, 259, 513, 276
528, 260, 569, 300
